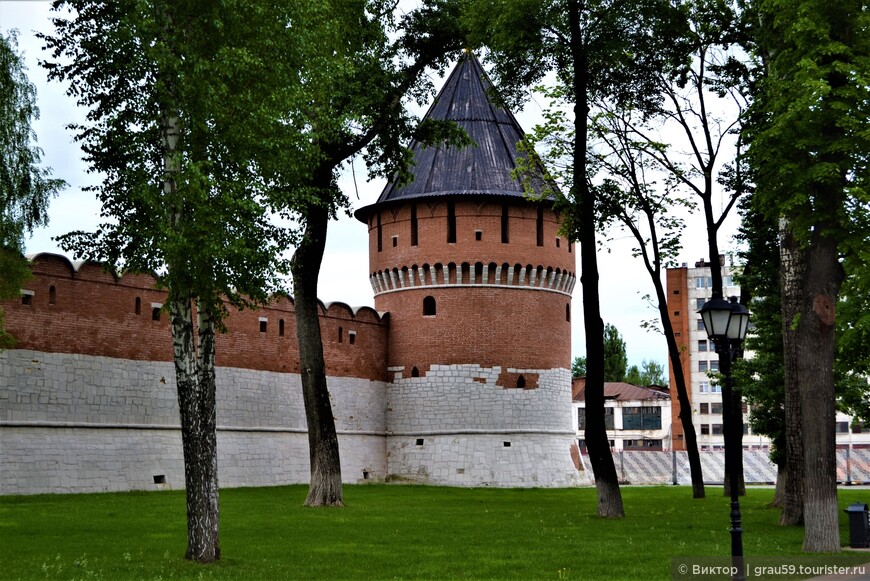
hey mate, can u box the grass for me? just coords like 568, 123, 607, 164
1, 485, 869, 580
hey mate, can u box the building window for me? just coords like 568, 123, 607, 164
475, 230, 482, 241
501, 204, 509, 243
711, 383, 722, 394
710, 360, 719, 372
622, 406, 662, 430
577, 408, 586, 430
411, 204, 418, 246
279, 319, 285, 337
673, 311, 680, 317
566, 303, 571, 322
536, 206, 544, 246
699, 360, 708, 372
712, 424, 724, 435
259, 318, 268, 333
348, 331, 356, 345
556, 237, 560, 248
700, 403, 709, 414
516, 375, 526, 389
423, 296, 436, 316
604, 407, 615, 430
135, 297, 142, 315
837, 422, 850, 433
338, 326, 344, 343
49, 286, 56, 305
697, 319, 706, 331
411, 366, 420, 378
711, 402, 723, 415
21, 290, 33, 305
698, 340, 707, 352
701, 424, 710, 435
151, 303, 162, 321
696, 277, 706, 289
699, 381, 710, 394
392, 235, 398, 247
696, 298, 706, 310
568, 241, 573, 253
447, 201, 456, 243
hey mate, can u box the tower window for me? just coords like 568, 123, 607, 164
151, 304, 162, 321
423, 296, 436, 316
392, 235, 398, 247
501, 204, 509, 243
377, 212, 383, 252
21, 290, 33, 306
566, 303, 571, 322
536, 207, 544, 247
349, 331, 356, 345
517, 375, 526, 389
475, 230, 482, 241
49, 286, 56, 305
339, 326, 344, 343
411, 366, 420, 378
556, 237, 561, 248
259, 317, 268, 333
411, 204, 418, 246
135, 297, 141, 315
447, 201, 456, 243
279, 319, 285, 337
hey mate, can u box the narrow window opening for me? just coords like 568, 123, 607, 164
501, 204, 509, 243
21, 293, 32, 306
135, 297, 141, 315
416, 438, 424, 446
410, 204, 418, 246
517, 375, 526, 389
377, 212, 383, 252
566, 303, 571, 322
362, 469, 370, 480
349, 331, 356, 345
536, 206, 544, 246
279, 319, 285, 337
447, 201, 456, 243
423, 296, 436, 316
49, 286, 56, 305
568, 240, 573, 253
556, 237, 561, 248
338, 326, 344, 343
392, 235, 398, 247
475, 230, 482, 241
411, 366, 420, 377
153, 474, 166, 484
259, 318, 268, 333
151, 306, 161, 321
503, 441, 512, 447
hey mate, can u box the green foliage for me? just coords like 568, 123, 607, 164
0, 30, 65, 347
2, 485, 859, 580
602, 323, 627, 382
40, 0, 303, 313
625, 359, 667, 386
572, 355, 587, 378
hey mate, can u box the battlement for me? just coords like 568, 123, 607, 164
5, 253, 388, 381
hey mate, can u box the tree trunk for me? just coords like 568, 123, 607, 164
570, 0, 623, 518
797, 234, 841, 552
292, 185, 343, 507
779, 217, 804, 526
655, 282, 705, 498
771, 460, 786, 509
170, 296, 221, 563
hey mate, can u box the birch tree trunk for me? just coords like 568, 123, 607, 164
170, 296, 221, 562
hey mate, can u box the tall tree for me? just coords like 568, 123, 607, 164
745, 0, 870, 552
41, 0, 304, 562
262, 0, 467, 506
572, 356, 587, 378
584, 101, 707, 497
0, 30, 65, 348
602, 323, 627, 382
464, 0, 685, 518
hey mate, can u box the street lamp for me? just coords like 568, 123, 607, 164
699, 295, 750, 581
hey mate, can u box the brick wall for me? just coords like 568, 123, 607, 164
666, 267, 691, 450
4, 253, 388, 380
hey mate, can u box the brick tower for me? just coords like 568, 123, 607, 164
355, 52, 581, 486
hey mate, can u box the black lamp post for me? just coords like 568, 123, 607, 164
699, 296, 750, 581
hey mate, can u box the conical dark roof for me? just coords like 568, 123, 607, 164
355, 52, 552, 222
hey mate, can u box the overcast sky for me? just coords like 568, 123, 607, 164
0, 0, 743, 369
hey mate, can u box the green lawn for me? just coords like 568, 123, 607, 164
1, 485, 868, 580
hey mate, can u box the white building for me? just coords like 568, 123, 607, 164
572, 379, 672, 451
